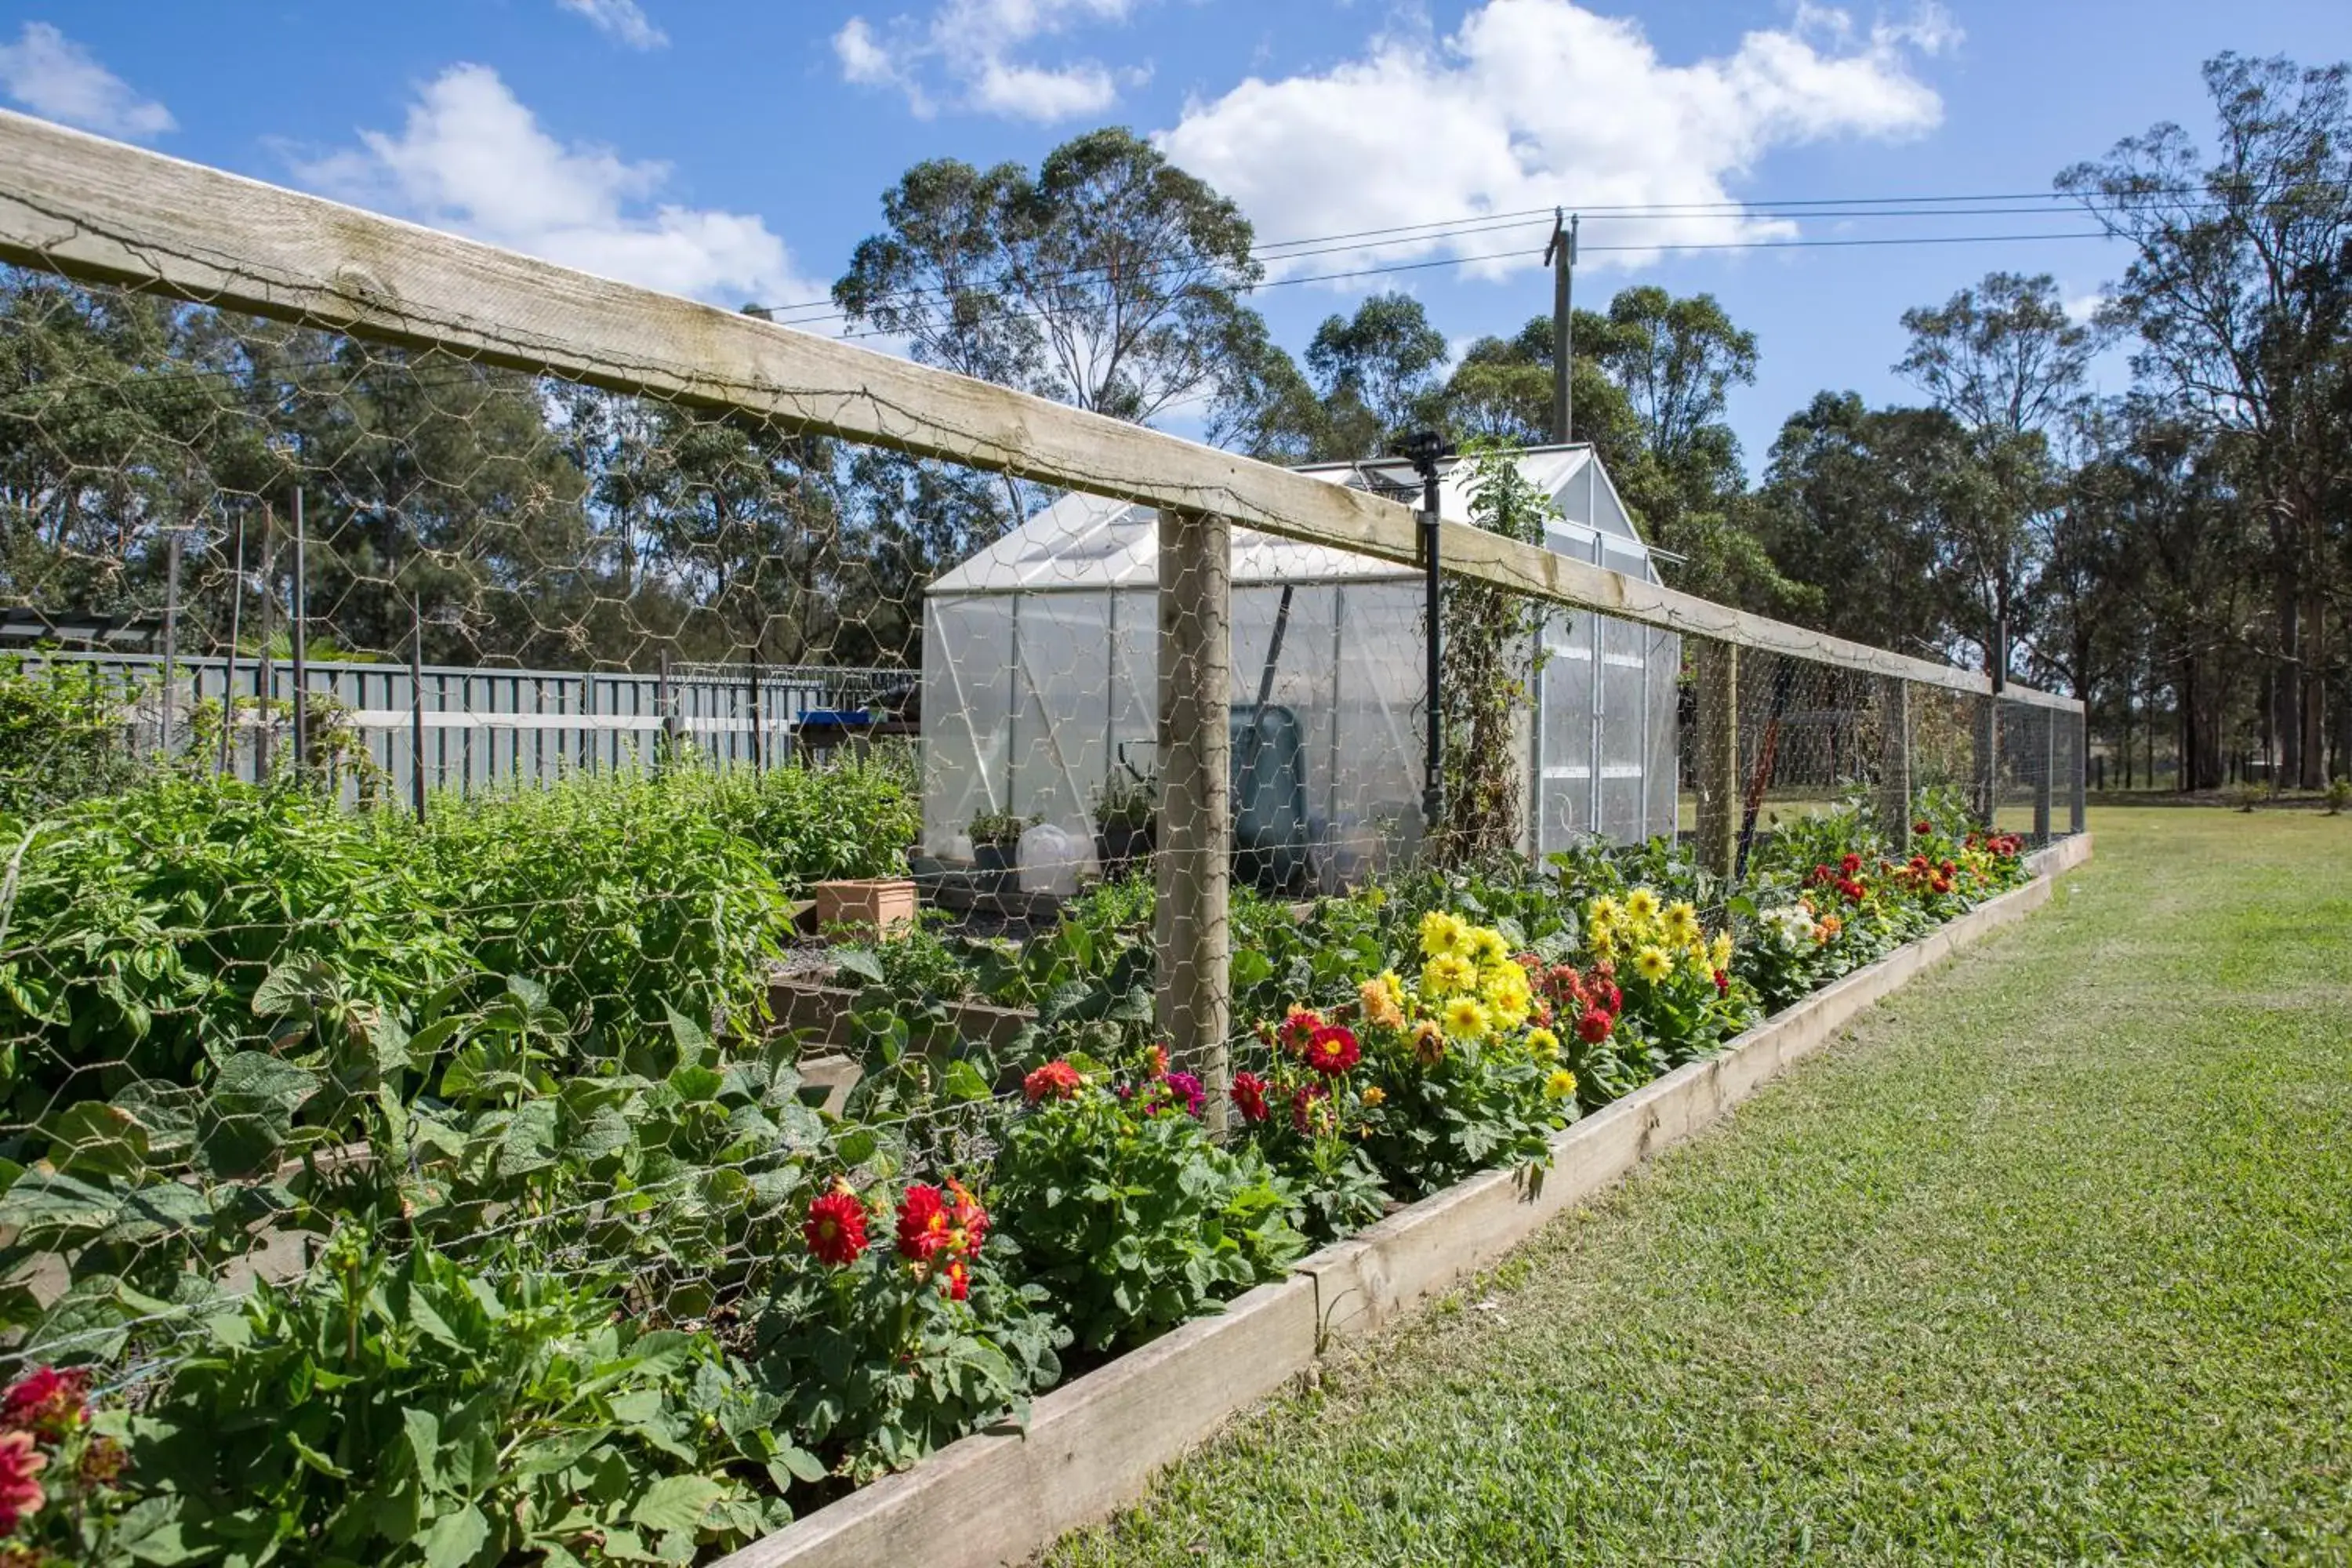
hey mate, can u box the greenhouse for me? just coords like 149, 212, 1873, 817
917, 444, 1680, 889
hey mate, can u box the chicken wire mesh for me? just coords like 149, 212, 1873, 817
0, 270, 1050, 1390
0, 249, 2084, 1403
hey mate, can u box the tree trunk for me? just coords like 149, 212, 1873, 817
2275, 550, 2303, 789
2300, 592, 2326, 789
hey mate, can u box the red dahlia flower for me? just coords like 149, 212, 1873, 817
1230, 1070, 1271, 1123
946, 1178, 989, 1254
1302, 1024, 1362, 1076
1023, 1059, 1083, 1103
1276, 1007, 1323, 1056
1596, 981, 1622, 1016
1839, 852, 1863, 877
940, 1257, 971, 1302
1713, 969, 1730, 997
804, 1186, 869, 1267
1913, 819, 1932, 836
1, 1367, 88, 1443
1576, 1007, 1613, 1044
0, 1432, 42, 1535
896, 1184, 953, 1261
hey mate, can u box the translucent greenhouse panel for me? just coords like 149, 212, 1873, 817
1105, 588, 1155, 798
1325, 581, 1426, 885
1646, 626, 1682, 842
921, 595, 1013, 855
1004, 591, 1115, 838
1599, 612, 1651, 842
1537, 608, 1598, 853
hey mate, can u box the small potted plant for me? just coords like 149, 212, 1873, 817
967, 808, 1034, 897
1092, 770, 1158, 880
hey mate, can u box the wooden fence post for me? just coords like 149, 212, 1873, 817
1693, 641, 1739, 880
1878, 676, 1912, 852
1156, 508, 1231, 1134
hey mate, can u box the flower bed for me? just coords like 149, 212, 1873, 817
0, 782, 2040, 1566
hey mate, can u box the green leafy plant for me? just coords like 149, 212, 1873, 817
93, 1226, 790, 1568
965, 809, 1034, 848
0, 776, 474, 1118
992, 1054, 1305, 1355
696, 757, 920, 888
750, 1176, 1064, 1486
1091, 771, 1156, 831
408, 769, 793, 1052
0, 655, 143, 817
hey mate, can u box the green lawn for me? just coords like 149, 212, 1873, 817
1047, 808, 2352, 1566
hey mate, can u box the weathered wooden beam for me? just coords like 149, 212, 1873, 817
0, 109, 2084, 714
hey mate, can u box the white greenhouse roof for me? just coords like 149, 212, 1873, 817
929, 443, 1656, 595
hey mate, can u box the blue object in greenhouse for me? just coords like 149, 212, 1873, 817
1232, 703, 1310, 892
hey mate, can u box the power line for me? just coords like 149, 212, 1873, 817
803, 228, 2121, 343
747, 184, 2286, 324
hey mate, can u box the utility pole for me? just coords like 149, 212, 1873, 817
1544, 209, 1579, 444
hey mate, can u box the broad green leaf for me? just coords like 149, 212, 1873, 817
0, 1167, 120, 1240
664, 1004, 715, 1065
828, 948, 885, 985
39, 1100, 152, 1181
420, 1501, 490, 1568
194, 1051, 321, 1177
630, 1474, 724, 1535
402, 1406, 442, 1490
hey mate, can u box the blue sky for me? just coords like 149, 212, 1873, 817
3, 0, 2349, 470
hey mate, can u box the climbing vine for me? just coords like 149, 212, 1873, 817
1433, 443, 1554, 866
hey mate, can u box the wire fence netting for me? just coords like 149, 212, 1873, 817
0, 191, 2084, 1563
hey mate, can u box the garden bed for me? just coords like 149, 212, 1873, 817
710, 836, 2090, 1568
0, 760, 2066, 1566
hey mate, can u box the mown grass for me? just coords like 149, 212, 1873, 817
1046, 808, 2352, 1566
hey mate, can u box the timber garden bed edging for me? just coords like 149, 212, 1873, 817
711, 833, 2092, 1568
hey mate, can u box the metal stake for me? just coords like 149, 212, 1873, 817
290, 486, 307, 774
409, 593, 427, 822
218, 509, 243, 779
160, 529, 182, 759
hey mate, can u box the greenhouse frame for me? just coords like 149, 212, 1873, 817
917, 445, 1680, 890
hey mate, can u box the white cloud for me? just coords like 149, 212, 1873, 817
556, 0, 668, 50
833, 0, 1145, 122
2062, 290, 2107, 325
1158, 0, 1953, 283
0, 22, 175, 140
294, 65, 821, 310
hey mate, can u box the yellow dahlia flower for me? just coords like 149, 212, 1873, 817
1441, 995, 1491, 1040
1419, 910, 1469, 959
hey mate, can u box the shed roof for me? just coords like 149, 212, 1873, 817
928, 443, 1656, 595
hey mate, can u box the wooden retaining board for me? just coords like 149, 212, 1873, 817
711, 834, 2092, 1568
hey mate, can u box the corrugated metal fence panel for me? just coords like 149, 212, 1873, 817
14, 650, 904, 804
